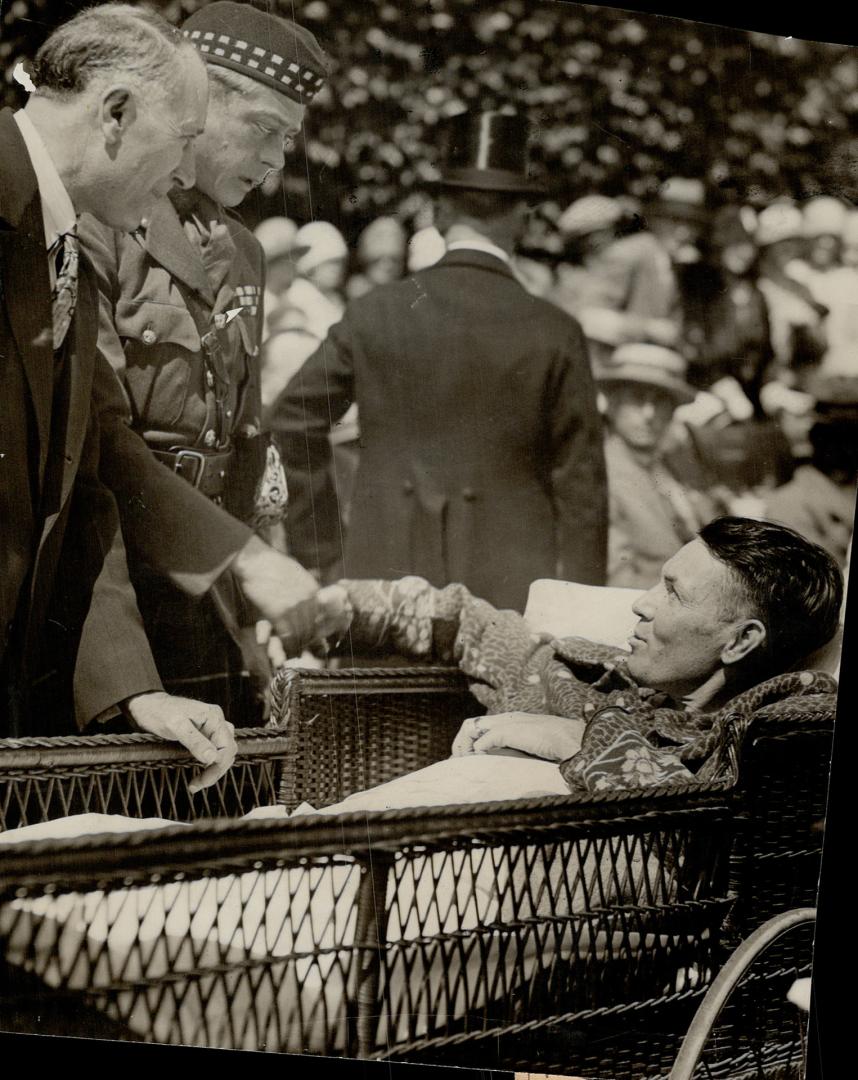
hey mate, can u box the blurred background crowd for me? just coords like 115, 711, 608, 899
4, 0, 856, 587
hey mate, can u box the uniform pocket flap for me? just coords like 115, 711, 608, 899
115, 299, 202, 352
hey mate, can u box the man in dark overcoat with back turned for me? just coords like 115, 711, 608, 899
271, 111, 607, 612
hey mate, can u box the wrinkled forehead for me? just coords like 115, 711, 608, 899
223, 76, 306, 133
665, 539, 742, 610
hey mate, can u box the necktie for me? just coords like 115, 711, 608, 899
51, 226, 79, 350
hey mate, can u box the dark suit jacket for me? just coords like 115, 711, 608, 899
0, 110, 254, 731
271, 247, 608, 611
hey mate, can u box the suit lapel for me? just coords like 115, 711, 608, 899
0, 111, 54, 486
141, 195, 215, 306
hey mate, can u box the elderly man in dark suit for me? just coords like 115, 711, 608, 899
272, 111, 608, 612
0, 4, 319, 785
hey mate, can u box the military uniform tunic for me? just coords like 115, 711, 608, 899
80, 189, 277, 722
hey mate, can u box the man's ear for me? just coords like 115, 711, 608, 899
722, 619, 766, 666
100, 86, 136, 146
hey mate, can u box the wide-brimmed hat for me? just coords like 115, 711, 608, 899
596, 343, 695, 404
558, 194, 623, 238
435, 110, 545, 197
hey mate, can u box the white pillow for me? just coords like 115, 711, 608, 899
524, 580, 644, 650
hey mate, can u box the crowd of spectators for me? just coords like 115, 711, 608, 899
257, 185, 858, 589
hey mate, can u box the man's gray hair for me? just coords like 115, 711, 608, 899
206, 65, 259, 102
31, 3, 194, 99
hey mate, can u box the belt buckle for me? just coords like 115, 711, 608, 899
172, 448, 207, 488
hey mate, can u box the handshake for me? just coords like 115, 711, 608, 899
231, 536, 352, 661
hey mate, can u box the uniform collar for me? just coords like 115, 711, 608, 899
12, 109, 76, 251
139, 191, 215, 304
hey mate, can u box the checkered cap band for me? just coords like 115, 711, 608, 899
184, 28, 326, 101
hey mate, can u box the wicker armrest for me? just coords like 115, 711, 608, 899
270, 665, 485, 810
0, 726, 293, 829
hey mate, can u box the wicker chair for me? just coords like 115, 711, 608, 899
0, 670, 836, 1076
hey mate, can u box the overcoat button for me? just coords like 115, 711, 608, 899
141, 328, 157, 345
462, 487, 477, 501
204, 429, 216, 447
403, 480, 414, 494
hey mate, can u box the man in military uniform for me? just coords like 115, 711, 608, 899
78, 2, 329, 723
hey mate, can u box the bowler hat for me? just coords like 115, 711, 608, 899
436, 111, 545, 196
596, 343, 695, 404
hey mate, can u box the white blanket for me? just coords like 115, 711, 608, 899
0, 758, 670, 1051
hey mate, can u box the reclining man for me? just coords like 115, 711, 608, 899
283, 516, 841, 794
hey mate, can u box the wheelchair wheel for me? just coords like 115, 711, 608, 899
669, 908, 816, 1080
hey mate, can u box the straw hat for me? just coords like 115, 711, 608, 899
558, 194, 623, 238
596, 343, 695, 404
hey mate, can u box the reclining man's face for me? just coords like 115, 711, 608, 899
627, 539, 758, 699
193, 80, 305, 207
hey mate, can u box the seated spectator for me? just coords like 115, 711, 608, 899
681, 206, 774, 418
285, 517, 841, 795
791, 197, 858, 380
755, 202, 828, 389
765, 372, 858, 567
643, 177, 709, 270
548, 194, 679, 366
286, 220, 349, 338
346, 215, 407, 299
598, 344, 724, 589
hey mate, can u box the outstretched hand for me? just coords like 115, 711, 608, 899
451, 712, 587, 762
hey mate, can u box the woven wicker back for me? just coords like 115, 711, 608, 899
724, 693, 836, 938
270, 666, 483, 810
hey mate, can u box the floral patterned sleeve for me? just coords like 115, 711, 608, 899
336, 577, 538, 695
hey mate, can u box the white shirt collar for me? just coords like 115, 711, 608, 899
13, 109, 77, 251
446, 238, 511, 266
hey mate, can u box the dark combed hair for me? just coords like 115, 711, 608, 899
31, 3, 188, 98
699, 516, 843, 675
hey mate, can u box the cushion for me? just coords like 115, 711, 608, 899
524, 580, 644, 649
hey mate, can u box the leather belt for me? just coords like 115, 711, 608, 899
152, 447, 233, 501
